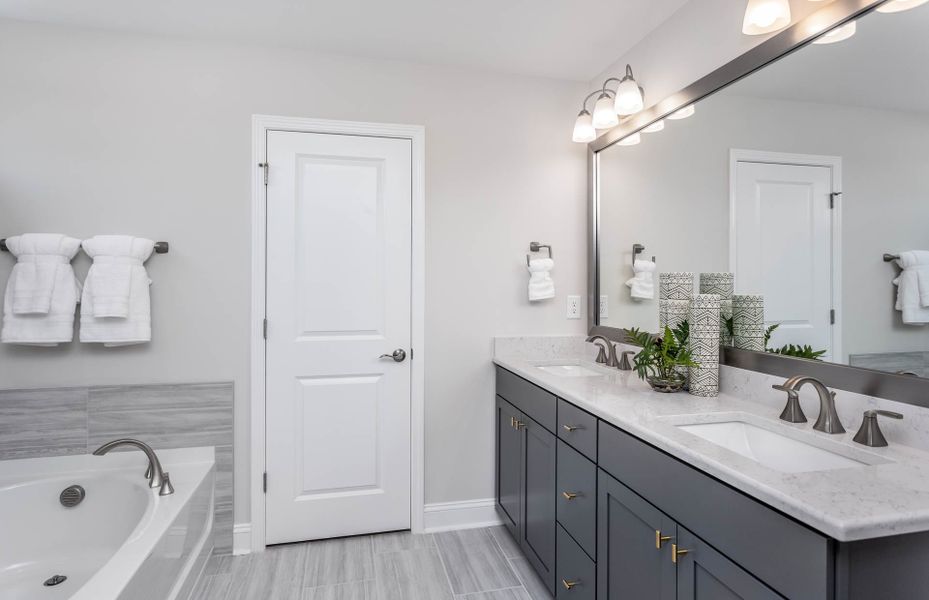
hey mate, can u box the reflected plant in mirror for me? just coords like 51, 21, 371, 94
626, 323, 698, 393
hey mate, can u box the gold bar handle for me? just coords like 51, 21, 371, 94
562, 579, 579, 590
655, 530, 671, 549
562, 424, 579, 432
510, 416, 516, 429
514, 420, 525, 429
562, 491, 578, 500
672, 544, 690, 564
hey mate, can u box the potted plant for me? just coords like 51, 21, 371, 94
625, 323, 699, 393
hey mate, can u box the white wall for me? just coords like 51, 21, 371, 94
0, 19, 589, 527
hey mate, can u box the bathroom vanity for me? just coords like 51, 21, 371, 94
494, 358, 929, 600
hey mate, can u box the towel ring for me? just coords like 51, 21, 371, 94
527, 242, 552, 267
0, 239, 169, 254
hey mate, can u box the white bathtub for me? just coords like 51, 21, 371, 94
0, 446, 215, 600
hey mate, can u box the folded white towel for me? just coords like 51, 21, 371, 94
625, 259, 656, 300
894, 251, 929, 325
80, 236, 155, 345
528, 258, 555, 301
1, 234, 82, 345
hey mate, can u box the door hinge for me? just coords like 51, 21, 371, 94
830, 192, 841, 209
830, 309, 836, 325
263, 318, 268, 339
410, 347, 414, 360
259, 162, 269, 186
263, 472, 268, 493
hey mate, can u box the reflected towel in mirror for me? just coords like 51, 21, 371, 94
625, 259, 655, 300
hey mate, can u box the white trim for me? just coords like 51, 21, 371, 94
728, 149, 843, 362
233, 523, 252, 556
250, 115, 426, 552
422, 499, 503, 533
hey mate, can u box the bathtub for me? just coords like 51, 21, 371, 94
0, 446, 215, 600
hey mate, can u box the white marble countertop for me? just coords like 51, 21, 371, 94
493, 354, 929, 542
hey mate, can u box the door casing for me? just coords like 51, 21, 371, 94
249, 114, 426, 553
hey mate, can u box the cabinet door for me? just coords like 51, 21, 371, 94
521, 415, 557, 595
598, 470, 676, 600
495, 396, 522, 539
676, 527, 783, 600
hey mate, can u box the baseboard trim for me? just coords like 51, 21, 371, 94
233, 522, 252, 555
423, 498, 502, 533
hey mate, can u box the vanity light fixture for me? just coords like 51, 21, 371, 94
667, 104, 695, 120
571, 64, 646, 141
813, 20, 857, 44
592, 92, 620, 129
876, 0, 929, 12
642, 119, 665, 133
612, 65, 645, 116
617, 132, 642, 146
742, 0, 792, 35
572, 109, 596, 143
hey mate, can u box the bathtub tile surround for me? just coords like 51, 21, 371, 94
0, 381, 235, 553
192, 527, 550, 600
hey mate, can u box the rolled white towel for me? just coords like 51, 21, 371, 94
625, 259, 656, 300
896, 251, 929, 308
528, 257, 555, 302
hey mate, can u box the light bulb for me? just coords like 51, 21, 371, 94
614, 79, 644, 116
876, 0, 929, 12
572, 110, 596, 143
813, 21, 856, 44
742, 0, 791, 35
667, 104, 695, 120
617, 133, 641, 146
642, 120, 665, 133
591, 93, 619, 129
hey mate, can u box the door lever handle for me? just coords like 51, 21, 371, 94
379, 349, 407, 362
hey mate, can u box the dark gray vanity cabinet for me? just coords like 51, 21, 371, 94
675, 527, 782, 600
495, 395, 523, 539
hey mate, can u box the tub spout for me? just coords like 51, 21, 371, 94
92, 438, 175, 496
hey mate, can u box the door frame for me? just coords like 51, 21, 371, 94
728, 149, 843, 362
249, 114, 426, 553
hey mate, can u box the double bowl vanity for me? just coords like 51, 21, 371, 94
494, 354, 929, 600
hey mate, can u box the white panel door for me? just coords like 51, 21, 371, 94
265, 130, 412, 544
733, 161, 834, 359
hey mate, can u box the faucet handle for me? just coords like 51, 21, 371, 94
772, 384, 807, 423
593, 344, 608, 364
619, 351, 635, 371
853, 410, 903, 447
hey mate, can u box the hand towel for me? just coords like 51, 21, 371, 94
80, 236, 155, 345
624, 259, 655, 300
1, 234, 82, 345
528, 258, 555, 301
894, 251, 929, 325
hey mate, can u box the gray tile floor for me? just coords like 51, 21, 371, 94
192, 526, 554, 600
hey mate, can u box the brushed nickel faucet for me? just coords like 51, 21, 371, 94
853, 409, 903, 447
773, 376, 845, 434
586, 335, 619, 368
93, 438, 175, 496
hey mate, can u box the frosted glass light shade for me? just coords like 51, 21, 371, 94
614, 79, 644, 115
592, 94, 619, 129
572, 110, 596, 143
667, 104, 695, 120
642, 120, 665, 133
813, 21, 856, 44
742, 0, 791, 35
876, 0, 929, 12
617, 133, 641, 146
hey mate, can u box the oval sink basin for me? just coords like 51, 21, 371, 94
678, 420, 869, 473
536, 364, 604, 378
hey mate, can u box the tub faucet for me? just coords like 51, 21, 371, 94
773, 376, 845, 434
92, 438, 175, 496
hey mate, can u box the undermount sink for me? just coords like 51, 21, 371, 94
536, 364, 604, 378
677, 420, 869, 473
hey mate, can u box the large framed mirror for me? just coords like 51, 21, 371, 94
589, 0, 929, 407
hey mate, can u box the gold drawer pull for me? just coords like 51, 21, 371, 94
510, 416, 516, 428
562, 424, 579, 432
514, 420, 525, 429
672, 543, 690, 564
562, 491, 578, 500
562, 579, 580, 590
655, 530, 671, 549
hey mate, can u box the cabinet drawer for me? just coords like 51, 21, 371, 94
557, 399, 597, 461
598, 421, 832, 600
557, 440, 596, 559
556, 523, 596, 600
496, 367, 557, 433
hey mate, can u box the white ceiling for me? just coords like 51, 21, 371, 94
0, 0, 689, 81
731, 5, 929, 114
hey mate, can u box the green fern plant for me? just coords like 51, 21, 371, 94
763, 323, 827, 360
625, 324, 699, 383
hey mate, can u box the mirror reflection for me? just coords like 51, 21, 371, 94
597, 5, 929, 376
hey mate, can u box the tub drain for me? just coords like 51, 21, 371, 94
59, 484, 85, 508
43, 575, 67, 587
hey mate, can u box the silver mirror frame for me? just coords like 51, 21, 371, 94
587, 0, 929, 409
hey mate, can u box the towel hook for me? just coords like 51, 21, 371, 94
632, 243, 654, 265
0, 239, 169, 254
527, 242, 552, 267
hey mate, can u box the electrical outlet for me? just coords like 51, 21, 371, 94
599, 295, 609, 320
567, 295, 581, 319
